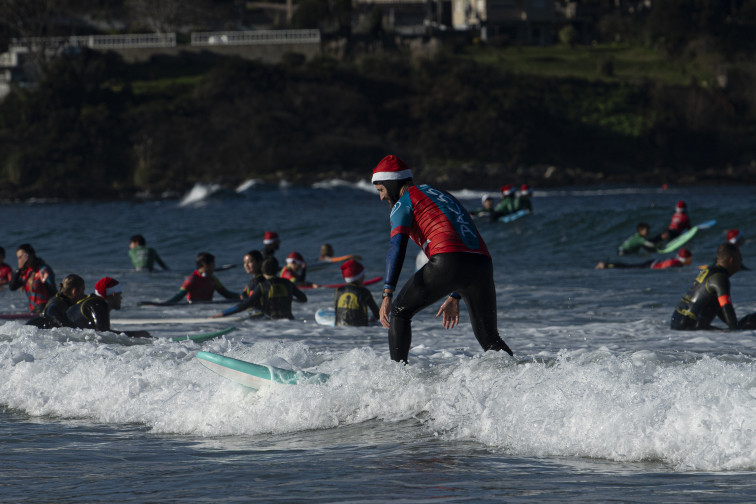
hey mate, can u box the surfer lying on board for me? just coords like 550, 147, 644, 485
596, 248, 692, 270
670, 243, 756, 330
334, 260, 379, 327
617, 222, 658, 256
211, 257, 307, 320
26, 274, 86, 329
128, 234, 169, 272
67, 277, 150, 337
9, 244, 57, 313
162, 252, 238, 304
372, 155, 513, 363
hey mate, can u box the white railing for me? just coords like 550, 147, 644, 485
10, 33, 176, 51
191, 29, 320, 46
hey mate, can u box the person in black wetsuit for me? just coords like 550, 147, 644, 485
334, 260, 379, 327
670, 243, 755, 330
67, 277, 150, 337
212, 257, 307, 320
262, 231, 281, 272
26, 274, 86, 329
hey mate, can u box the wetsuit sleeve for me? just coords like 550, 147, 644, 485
366, 292, 380, 320
164, 289, 188, 305
213, 277, 239, 300
87, 300, 111, 331
8, 269, 25, 291
291, 284, 307, 303
223, 286, 262, 315
709, 274, 738, 329
383, 233, 409, 291
153, 249, 169, 270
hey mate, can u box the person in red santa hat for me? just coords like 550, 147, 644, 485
513, 184, 534, 214
280, 251, 318, 288
66, 277, 150, 337
654, 200, 692, 243
493, 184, 516, 216
262, 231, 281, 271
333, 260, 379, 327
372, 154, 513, 363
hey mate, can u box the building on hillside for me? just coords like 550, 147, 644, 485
452, 0, 554, 44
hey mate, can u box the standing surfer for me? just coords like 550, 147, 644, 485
372, 155, 513, 363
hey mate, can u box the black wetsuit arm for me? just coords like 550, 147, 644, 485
8, 269, 24, 291
366, 293, 380, 320
224, 287, 262, 315
292, 285, 307, 303
709, 273, 738, 330
155, 253, 169, 270
86, 300, 111, 331
384, 233, 409, 291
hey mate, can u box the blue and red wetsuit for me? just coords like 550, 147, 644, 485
384, 184, 512, 362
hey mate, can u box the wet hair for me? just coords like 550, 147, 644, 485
320, 244, 334, 257
196, 252, 215, 269
17, 243, 36, 257
717, 242, 741, 264
59, 274, 85, 297
130, 234, 146, 246
245, 250, 263, 263
261, 257, 279, 276
375, 178, 413, 204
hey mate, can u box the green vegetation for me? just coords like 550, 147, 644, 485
0, 42, 754, 200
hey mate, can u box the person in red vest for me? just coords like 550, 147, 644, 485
8, 244, 56, 313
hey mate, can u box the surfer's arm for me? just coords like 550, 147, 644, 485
163, 289, 188, 305
383, 233, 409, 292
213, 277, 239, 300
153, 250, 169, 270
711, 275, 738, 329
292, 285, 307, 303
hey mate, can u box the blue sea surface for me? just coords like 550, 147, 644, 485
2, 181, 756, 502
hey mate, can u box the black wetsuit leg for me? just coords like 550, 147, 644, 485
389, 252, 512, 362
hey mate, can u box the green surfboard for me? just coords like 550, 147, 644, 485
196, 351, 329, 390
172, 326, 236, 343
657, 219, 716, 254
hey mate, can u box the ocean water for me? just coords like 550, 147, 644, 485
2, 181, 756, 502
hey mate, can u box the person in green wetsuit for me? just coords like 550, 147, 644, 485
513, 184, 534, 214
128, 235, 169, 271
494, 185, 516, 216
334, 260, 379, 327
617, 222, 658, 256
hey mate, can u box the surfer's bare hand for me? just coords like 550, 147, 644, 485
436, 297, 460, 329
379, 297, 392, 328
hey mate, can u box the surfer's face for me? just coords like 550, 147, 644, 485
375, 183, 393, 205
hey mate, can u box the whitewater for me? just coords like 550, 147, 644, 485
2, 181, 756, 502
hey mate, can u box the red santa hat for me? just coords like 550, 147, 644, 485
500, 184, 515, 196
340, 259, 365, 283
95, 277, 121, 298
519, 184, 533, 196
263, 231, 279, 245
286, 251, 306, 267
677, 248, 692, 264
371, 155, 413, 183
727, 229, 743, 245
675, 200, 687, 213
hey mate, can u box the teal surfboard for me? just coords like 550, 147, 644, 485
315, 308, 336, 327
196, 351, 329, 390
172, 326, 236, 343
657, 220, 716, 254
498, 209, 529, 223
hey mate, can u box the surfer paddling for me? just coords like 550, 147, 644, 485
372, 155, 513, 363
